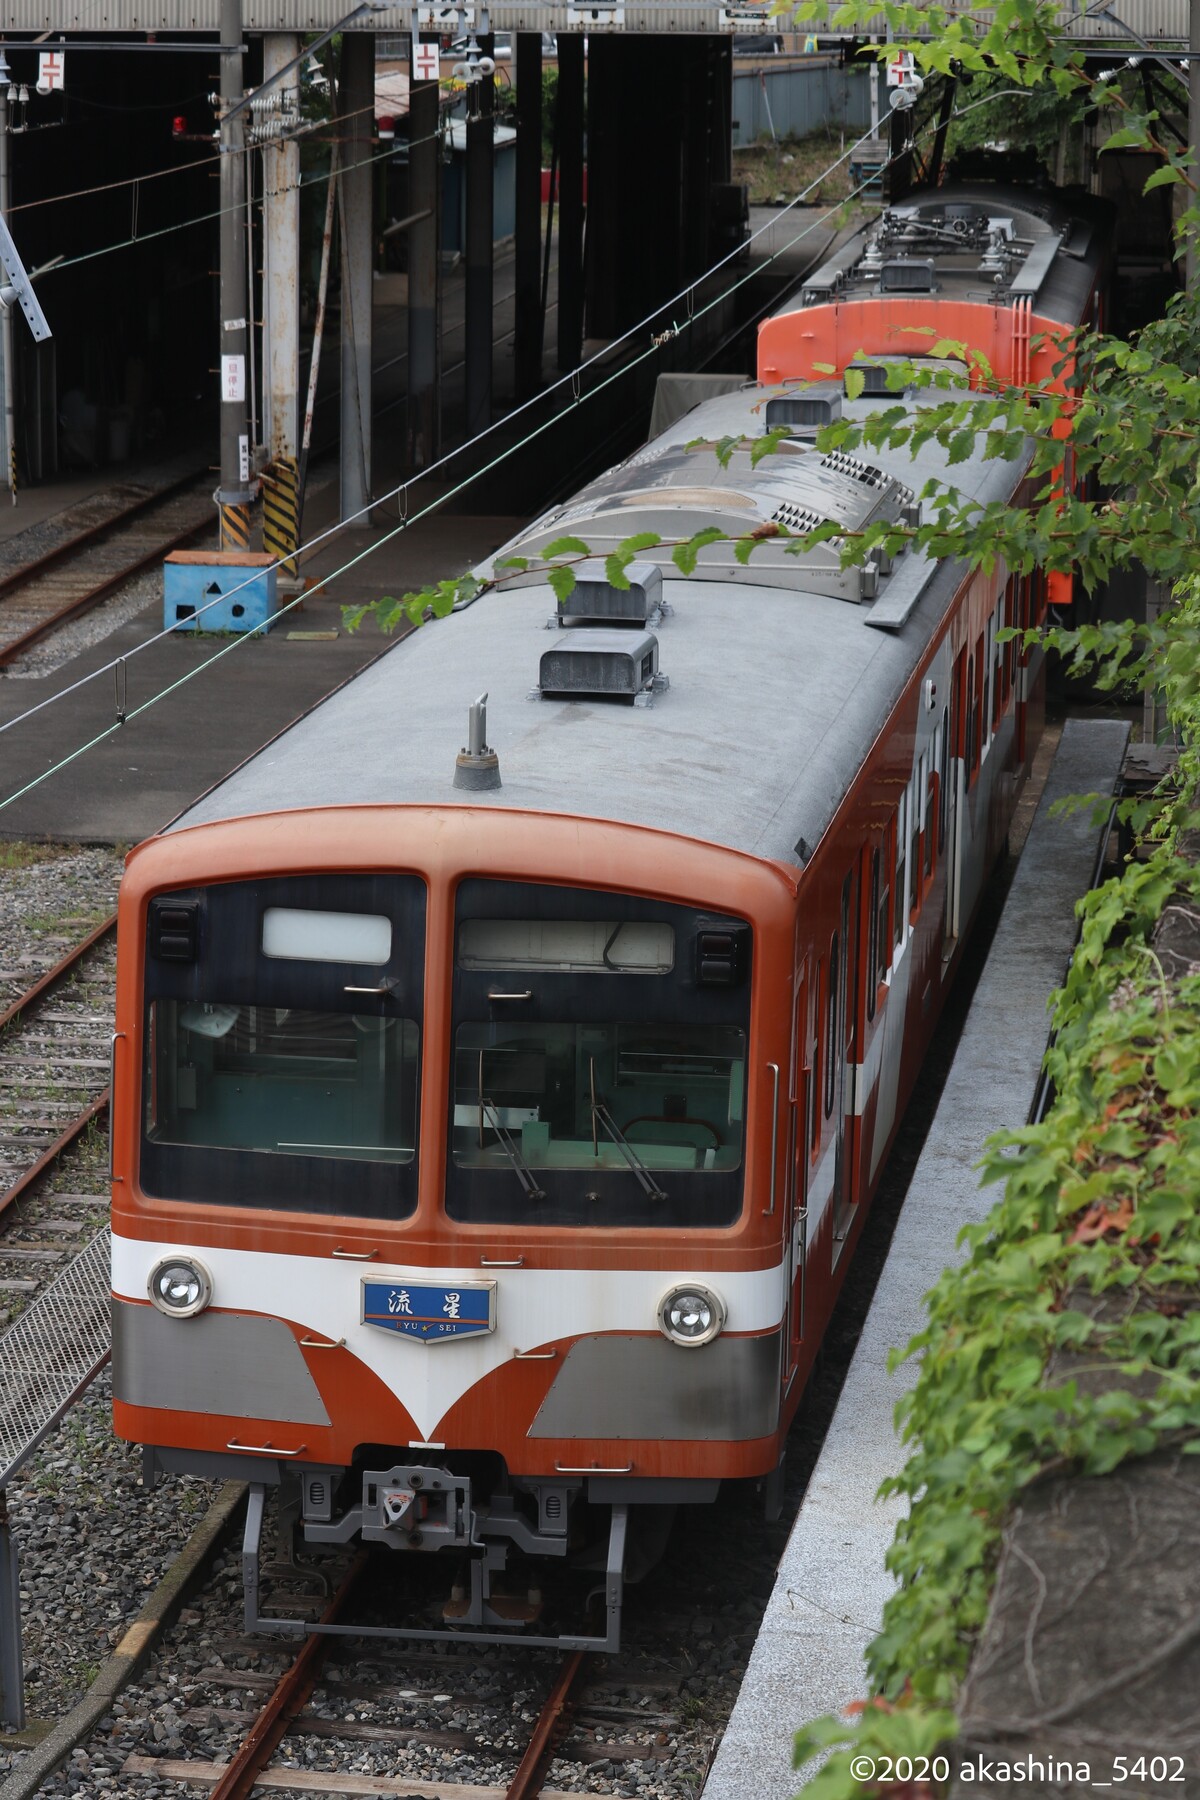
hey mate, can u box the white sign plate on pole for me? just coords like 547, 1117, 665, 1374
887, 50, 917, 86
37, 51, 65, 92
221, 354, 246, 403
412, 42, 441, 82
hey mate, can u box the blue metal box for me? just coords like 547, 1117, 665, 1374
164, 551, 280, 636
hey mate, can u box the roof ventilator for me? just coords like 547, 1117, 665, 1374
551, 558, 668, 629
879, 258, 936, 293
453, 692, 502, 790
765, 389, 843, 438
536, 630, 669, 706
819, 449, 889, 491
770, 500, 827, 537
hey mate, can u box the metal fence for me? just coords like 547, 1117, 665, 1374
732, 61, 882, 148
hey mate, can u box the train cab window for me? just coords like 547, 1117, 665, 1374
448, 881, 750, 1229
140, 874, 426, 1219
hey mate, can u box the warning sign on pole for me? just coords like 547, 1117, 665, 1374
412, 41, 441, 82
37, 51, 65, 93
221, 355, 246, 403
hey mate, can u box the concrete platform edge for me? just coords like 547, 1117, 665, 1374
701, 718, 1131, 1800
0, 1481, 246, 1800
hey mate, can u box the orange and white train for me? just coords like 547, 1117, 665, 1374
110, 183, 1111, 1651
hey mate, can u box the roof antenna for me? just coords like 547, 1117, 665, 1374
453, 692, 502, 790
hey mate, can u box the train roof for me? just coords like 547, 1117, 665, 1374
169, 384, 1029, 870
785, 183, 1111, 327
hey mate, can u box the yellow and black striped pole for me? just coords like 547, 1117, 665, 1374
218, 499, 252, 552
261, 454, 300, 576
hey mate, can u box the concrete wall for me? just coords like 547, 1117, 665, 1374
732, 61, 883, 148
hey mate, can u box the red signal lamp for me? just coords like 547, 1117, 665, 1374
378, 114, 395, 139
172, 114, 188, 139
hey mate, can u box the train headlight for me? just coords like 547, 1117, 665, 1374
657, 1283, 725, 1348
147, 1255, 212, 1319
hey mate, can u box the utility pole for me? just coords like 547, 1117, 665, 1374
0, 67, 14, 505
1190, 0, 1200, 290
217, 0, 253, 548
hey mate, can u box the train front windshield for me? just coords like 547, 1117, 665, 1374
448, 883, 751, 1229
139, 874, 426, 1219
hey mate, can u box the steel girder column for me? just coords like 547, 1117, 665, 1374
556, 34, 586, 372
514, 32, 544, 398
217, 0, 252, 547
263, 34, 300, 465
465, 47, 495, 439
339, 29, 374, 518
585, 35, 729, 339
261, 33, 301, 574
407, 68, 441, 471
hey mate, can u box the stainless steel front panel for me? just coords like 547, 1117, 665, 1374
528, 1330, 781, 1440
112, 1299, 332, 1426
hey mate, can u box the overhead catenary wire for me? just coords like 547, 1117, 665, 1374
0, 87, 1013, 813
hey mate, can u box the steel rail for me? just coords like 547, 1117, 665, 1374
0, 1089, 109, 1219
504, 1649, 589, 1800
0, 471, 207, 606
207, 1550, 372, 1800
0, 913, 116, 1036
0, 506, 214, 669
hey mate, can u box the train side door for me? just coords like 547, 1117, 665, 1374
832, 863, 862, 1250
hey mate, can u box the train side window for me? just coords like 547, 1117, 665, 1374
908, 772, 922, 922
970, 636, 984, 781
810, 964, 823, 1162
924, 762, 938, 884
893, 793, 907, 953
938, 705, 950, 852
1002, 579, 1016, 709
877, 822, 893, 984
989, 608, 1003, 735
867, 849, 879, 1023
824, 931, 840, 1119
964, 654, 977, 783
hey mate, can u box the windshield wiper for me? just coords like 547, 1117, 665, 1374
477, 1051, 545, 1200
589, 1057, 667, 1201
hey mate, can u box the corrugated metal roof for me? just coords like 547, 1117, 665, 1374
0, 0, 1188, 37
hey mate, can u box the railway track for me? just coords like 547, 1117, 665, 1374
0, 850, 122, 1332
119, 1595, 686, 1799
0, 472, 215, 668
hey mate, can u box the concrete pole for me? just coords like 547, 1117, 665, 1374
218, 0, 252, 548
339, 29, 374, 519
407, 64, 440, 472
465, 49, 495, 439
1190, 0, 1200, 289
263, 33, 300, 464
0, 87, 14, 505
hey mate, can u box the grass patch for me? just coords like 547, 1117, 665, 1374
731, 128, 862, 207
0, 840, 75, 872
